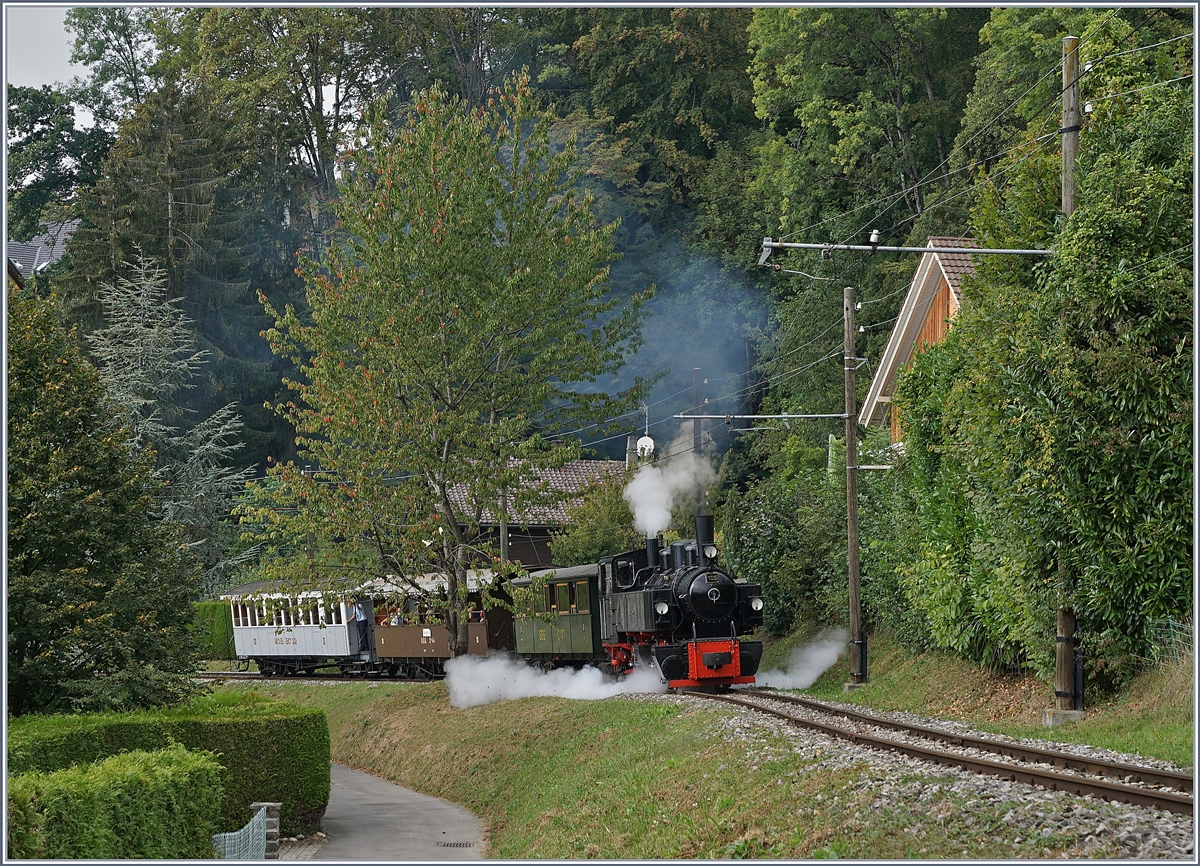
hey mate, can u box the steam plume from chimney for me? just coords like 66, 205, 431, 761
622, 427, 715, 536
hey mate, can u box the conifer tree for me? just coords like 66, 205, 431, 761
87, 252, 255, 596
7, 286, 201, 715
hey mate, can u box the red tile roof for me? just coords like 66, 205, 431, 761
926, 236, 978, 304
449, 459, 626, 527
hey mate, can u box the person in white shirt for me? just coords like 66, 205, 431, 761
354, 599, 369, 652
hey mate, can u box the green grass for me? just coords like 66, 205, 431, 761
208, 632, 1190, 858
793, 630, 1193, 769
218, 679, 1123, 859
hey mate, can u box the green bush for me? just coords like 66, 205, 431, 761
6, 743, 222, 859
193, 600, 236, 660
7, 692, 329, 835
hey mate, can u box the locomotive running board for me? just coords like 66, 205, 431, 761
667, 675, 755, 688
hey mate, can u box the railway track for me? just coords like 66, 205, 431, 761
196, 671, 435, 683
683, 688, 1193, 817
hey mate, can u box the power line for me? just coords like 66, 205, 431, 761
1087, 73, 1193, 104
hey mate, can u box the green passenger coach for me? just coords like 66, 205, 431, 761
511, 563, 605, 665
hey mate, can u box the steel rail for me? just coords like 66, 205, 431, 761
746, 689, 1193, 795
196, 671, 436, 683
683, 690, 1193, 816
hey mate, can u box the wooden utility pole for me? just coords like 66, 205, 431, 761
499, 487, 509, 563
1062, 36, 1080, 216
845, 287, 865, 684
1055, 35, 1081, 714
693, 367, 704, 514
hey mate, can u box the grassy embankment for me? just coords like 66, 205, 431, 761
788, 631, 1194, 769
215, 630, 1191, 859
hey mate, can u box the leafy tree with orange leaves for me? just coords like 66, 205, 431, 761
242, 76, 647, 654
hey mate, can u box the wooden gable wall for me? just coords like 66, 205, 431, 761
889, 274, 960, 442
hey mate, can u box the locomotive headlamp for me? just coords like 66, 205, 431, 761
750, 597, 764, 611
654, 601, 669, 616
703, 543, 718, 561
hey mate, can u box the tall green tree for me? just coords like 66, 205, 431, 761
540, 7, 759, 242
159, 7, 395, 241
87, 252, 256, 596
748, 7, 987, 236
63, 76, 303, 471
242, 77, 647, 654
5, 84, 113, 241
7, 287, 202, 716
740, 7, 988, 462
64, 6, 159, 131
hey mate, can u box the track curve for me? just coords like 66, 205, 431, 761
682, 688, 1193, 816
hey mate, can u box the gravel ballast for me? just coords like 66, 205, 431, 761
629, 692, 1195, 859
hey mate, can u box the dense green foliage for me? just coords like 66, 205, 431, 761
193, 601, 235, 661
7, 8, 1191, 695
87, 252, 255, 595
7, 691, 330, 835
6, 744, 222, 859
5, 84, 112, 241
892, 11, 1192, 682
549, 468, 641, 567
6, 287, 202, 716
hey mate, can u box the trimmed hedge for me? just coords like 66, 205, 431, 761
7, 692, 329, 835
193, 601, 236, 660
7, 744, 222, 859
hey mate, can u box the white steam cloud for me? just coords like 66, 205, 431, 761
444, 654, 668, 709
623, 428, 716, 536
755, 629, 849, 689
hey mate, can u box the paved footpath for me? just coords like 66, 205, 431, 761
280, 762, 484, 861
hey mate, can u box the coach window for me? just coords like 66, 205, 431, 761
567, 581, 578, 612
575, 581, 589, 613
557, 583, 570, 614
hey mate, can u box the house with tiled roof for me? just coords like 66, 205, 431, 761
450, 458, 628, 567
6, 219, 79, 280
858, 237, 978, 441
8, 258, 26, 289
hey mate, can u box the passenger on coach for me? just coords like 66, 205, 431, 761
354, 599, 369, 652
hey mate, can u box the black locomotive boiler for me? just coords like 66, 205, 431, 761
513, 514, 764, 688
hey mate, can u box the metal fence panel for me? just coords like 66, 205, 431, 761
212, 805, 267, 860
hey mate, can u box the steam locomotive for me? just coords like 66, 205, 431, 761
512, 514, 764, 688
224, 516, 763, 688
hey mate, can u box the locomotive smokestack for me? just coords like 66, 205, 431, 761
695, 514, 715, 567
646, 536, 661, 570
